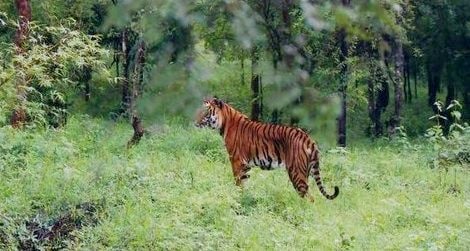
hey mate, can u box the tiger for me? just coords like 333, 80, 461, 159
195, 97, 339, 202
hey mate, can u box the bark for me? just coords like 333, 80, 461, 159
82, 66, 92, 102
336, 0, 350, 146
250, 47, 262, 121
426, 61, 441, 110
280, 0, 294, 67
443, 64, 455, 134
389, 40, 404, 132
367, 66, 389, 137
337, 29, 348, 145
367, 79, 380, 136
464, 85, 470, 118
127, 40, 146, 148
403, 52, 408, 102
240, 56, 245, 86
10, 0, 32, 128
405, 53, 412, 102
413, 61, 418, 99
127, 115, 145, 148
121, 28, 131, 115
14, 0, 31, 49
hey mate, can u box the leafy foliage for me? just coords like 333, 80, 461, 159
0, 18, 110, 127
426, 100, 470, 170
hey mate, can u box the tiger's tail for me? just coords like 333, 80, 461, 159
309, 149, 339, 200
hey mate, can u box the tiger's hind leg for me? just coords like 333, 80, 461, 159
286, 165, 313, 202
230, 158, 250, 186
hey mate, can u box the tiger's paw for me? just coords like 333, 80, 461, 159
307, 194, 315, 203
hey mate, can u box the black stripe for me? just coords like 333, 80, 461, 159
274, 140, 282, 163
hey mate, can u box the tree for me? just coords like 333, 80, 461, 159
10, 0, 31, 128
387, 36, 404, 134
336, 0, 350, 147
250, 46, 262, 121
127, 39, 146, 148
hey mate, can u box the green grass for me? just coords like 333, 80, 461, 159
0, 116, 469, 250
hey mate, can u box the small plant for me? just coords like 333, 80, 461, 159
426, 100, 469, 168
425, 100, 469, 194
391, 125, 411, 149
425, 101, 446, 145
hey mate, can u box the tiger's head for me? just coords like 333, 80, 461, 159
195, 97, 225, 129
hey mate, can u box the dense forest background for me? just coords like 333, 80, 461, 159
1, 0, 468, 142
0, 0, 469, 250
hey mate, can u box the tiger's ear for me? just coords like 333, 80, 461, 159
213, 98, 224, 108
203, 97, 211, 106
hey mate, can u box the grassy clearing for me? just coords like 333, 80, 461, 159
0, 116, 469, 250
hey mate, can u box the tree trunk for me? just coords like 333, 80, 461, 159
464, 84, 470, 119
389, 40, 404, 133
127, 39, 146, 148
403, 52, 408, 103
240, 56, 245, 86
82, 66, 92, 102
443, 64, 455, 135
121, 28, 131, 116
367, 65, 389, 137
413, 61, 418, 99
426, 61, 441, 110
405, 53, 412, 102
337, 21, 349, 145
250, 47, 262, 121
336, 0, 350, 147
367, 78, 379, 136
10, 0, 31, 128
127, 115, 145, 148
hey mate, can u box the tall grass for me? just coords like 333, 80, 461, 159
0, 116, 468, 250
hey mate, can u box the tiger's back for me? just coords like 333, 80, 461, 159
230, 120, 312, 170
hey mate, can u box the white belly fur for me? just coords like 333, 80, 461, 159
247, 159, 285, 169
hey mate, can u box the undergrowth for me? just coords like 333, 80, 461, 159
0, 116, 469, 250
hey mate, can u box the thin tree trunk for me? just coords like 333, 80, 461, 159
406, 54, 412, 102
281, 0, 301, 126
240, 56, 245, 86
390, 40, 404, 132
443, 64, 455, 135
427, 62, 440, 110
367, 78, 377, 136
413, 61, 418, 98
127, 115, 145, 148
464, 84, 470, 116
127, 39, 146, 148
367, 65, 388, 137
403, 52, 408, 103
250, 47, 262, 121
121, 28, 131, 115
10, 0, 31, 128
336, 0, 350, 146
82, 66, 92, 102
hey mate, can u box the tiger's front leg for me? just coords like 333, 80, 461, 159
230, 158, 250, 186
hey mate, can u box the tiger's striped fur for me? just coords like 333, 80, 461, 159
195, 98, 339, 201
